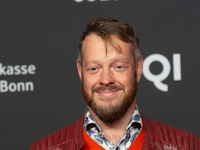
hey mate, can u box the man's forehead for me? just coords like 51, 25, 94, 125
82, 33, 133, 56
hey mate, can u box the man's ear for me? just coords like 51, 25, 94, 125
76, 59, 82, 81
136, 56, 143, 82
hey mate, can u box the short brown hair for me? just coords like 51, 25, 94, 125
78, 17, 140, 64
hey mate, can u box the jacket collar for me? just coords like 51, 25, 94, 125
66, 114, 85, 149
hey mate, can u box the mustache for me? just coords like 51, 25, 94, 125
92, 84, 124, 93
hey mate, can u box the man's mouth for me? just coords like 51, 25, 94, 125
96, 90, 120, 97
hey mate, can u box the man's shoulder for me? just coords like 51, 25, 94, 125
28, 114, 85, 150
141, 113, 197, 137
141, 113, 200, 149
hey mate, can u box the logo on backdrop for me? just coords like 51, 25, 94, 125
74, 0, 119, 2
0, 63, 36, 93
143, 53, 181, 92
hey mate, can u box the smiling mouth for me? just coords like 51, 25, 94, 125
96, 90, 120, 97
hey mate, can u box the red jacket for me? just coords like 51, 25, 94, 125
29, 114, 200, 150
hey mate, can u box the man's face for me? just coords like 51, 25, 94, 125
77, 33, 143, 123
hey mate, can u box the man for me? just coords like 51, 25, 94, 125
29, 17, 200, 150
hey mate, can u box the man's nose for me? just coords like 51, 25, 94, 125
99, 69, 115, 86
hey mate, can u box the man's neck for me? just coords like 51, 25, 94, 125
88, 99, 136, 145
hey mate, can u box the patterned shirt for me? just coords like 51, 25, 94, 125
83, 105, 142, 150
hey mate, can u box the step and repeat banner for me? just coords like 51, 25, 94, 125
1, 1, 200, 149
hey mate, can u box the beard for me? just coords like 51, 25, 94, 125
81, 71, 138, 124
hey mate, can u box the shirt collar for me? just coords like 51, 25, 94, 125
83, 105, 142, 133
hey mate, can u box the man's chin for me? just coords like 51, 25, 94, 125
92, 101, 120, 111
89, 100, 127, 123
83, 87, 136, 123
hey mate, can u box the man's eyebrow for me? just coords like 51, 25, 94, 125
84, 57, 131, 65
84, 60, 100, 66
110, 57, 131, 63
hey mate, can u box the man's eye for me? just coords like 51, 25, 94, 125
116, 66, 123, 69
91, 68, 97, 71
87, 66, 100, 73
